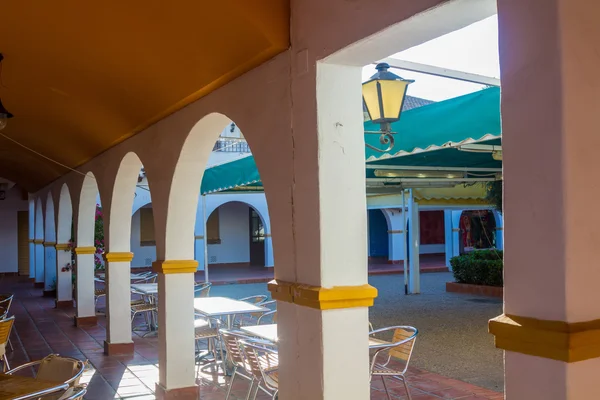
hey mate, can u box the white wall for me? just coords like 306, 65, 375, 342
130, 209, 156, 267
0, 187, 29, 273
207, 201, 250, 265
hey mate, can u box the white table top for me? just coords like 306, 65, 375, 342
131, 283, 158, 294
241, 324, 278, 342
193, 297, 268, 317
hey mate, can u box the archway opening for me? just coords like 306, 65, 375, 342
459, 209, 497, 253
368, 209, 389, 264
205, 201, 268, 268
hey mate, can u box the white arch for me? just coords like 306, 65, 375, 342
166, 112, 231, 260
45, 192, 56, 242
57, 184, 73, 244
77, 172, 99, 247
109, 152, 144, 252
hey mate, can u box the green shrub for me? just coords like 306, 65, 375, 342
450, 250, 503, 287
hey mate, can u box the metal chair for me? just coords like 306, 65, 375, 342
194, 282, 212, 298
233, 295, 269, 327
369, 326, 418, 400
220, 330, 256, 400
6, 354, 86, 393
240, 339, 279, 400
257, 310, 277, 325
261, 300, 276, 310
131, 294, 158, 333
194, 315, 224, 375
0, 293, 14, 315
0, 316, 15, 371
0, 293, 15, 351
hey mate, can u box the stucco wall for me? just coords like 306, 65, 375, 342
0, 187, 29, 273
130, 209, 156, 267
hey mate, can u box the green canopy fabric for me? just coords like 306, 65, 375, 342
201, 155, 262, 194
200, 87, 502, 194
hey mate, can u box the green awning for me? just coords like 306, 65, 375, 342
201, 87, 502, 194
201, 155, 262, 195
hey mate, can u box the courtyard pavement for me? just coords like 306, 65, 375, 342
0, 272, 503, 399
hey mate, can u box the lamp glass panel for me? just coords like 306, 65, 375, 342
379, 79, 409, 121
362, 80, 382, 122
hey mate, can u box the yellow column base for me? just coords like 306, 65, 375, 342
152, 260, 199, 274
268, 279, 378, 310
489, 313, 600, 363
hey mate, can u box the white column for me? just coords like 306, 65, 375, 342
154, 262, 197, 394
408, 194, 420, 294
451, 210, 462, 257
386, 209, 406, 262
35, 241, 44, 286
44, 243, 57, 292
444, 210, 453, 269
265, 235, 274, 267
29, 241, 36, 279
490, 1, 600, 398
55, 245, 73, 303
75, 248, 96, 322
104, 253, 133, 353
273, 63, 373, 400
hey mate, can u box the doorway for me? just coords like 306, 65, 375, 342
249, 208, 265, 266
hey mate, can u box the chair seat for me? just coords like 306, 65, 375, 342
94, 289, 106, 296
131, 304, 156, 312
194, 328, 219, 339
371, 363, 405, 376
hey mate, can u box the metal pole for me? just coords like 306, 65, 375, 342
202, 194, 209, 283
402, 189, 408, 295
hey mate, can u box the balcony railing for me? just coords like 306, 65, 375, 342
213, 137, 251, 153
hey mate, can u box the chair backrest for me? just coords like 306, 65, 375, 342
388, 327, 418, 363
240, 340, 279, 390
220, 330, 249, 368
258, 310, 277, 325
194, 282, 211, 298
261, 300, 276, 310
0, 316, 15, 353
239, 295, 268, 305
36, 354, 85, 386
0, 294, 14, 314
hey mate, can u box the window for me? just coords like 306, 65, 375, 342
251, 209, 265, 243
140, 207, 155, 246
207, 209, 221, 244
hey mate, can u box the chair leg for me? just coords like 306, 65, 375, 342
225, 367, 237, 400
245, 378, 255, 400
381, 376, 392, 400
250, 381, 261, 400
402, 377, 412, 400
3, 354, 9, 372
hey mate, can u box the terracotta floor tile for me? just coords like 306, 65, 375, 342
1, 276, 504, 399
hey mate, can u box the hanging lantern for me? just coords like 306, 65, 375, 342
362, 62, 413, 152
